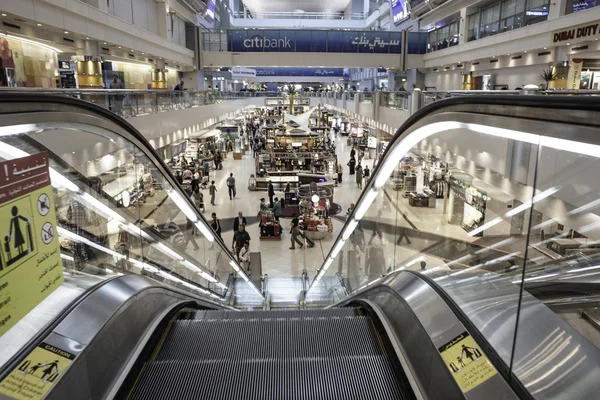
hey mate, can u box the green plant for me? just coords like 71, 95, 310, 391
286, 84, 299, 115
539, 67, 558, 90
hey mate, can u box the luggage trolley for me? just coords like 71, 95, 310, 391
248, 174, 257, 191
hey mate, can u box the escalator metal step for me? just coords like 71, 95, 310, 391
157, 316, 382, 361
195, 307, 359, 320
128, 356, 406, 400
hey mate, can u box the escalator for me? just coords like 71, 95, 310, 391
124, 308, 410, 400
2, 93, 600, 400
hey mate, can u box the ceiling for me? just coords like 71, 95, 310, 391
242, 0, 352, 14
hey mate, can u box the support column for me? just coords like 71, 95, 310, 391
410, 89, 423, 115
156, 1, 169, 40
459, 8, 468, 45
405, 69, 424, 93
342, 91, 347, 110
373, 91, 381, 122
548, 0, 568, 20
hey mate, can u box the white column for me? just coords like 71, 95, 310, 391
459, 8, 468, 45
549, 0, 568, 20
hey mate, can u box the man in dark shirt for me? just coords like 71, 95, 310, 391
232, 225, 251, 260
233, 211, 247, 232
268, 181, 275, 208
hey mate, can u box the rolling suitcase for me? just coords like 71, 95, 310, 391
304, 235, 316, 248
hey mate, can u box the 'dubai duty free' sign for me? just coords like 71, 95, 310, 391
552, 21, 600, 44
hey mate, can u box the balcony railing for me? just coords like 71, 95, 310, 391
231, 11, 365, 20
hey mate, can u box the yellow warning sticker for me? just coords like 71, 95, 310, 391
0, 342, 75, 400
438, 331, 498, 393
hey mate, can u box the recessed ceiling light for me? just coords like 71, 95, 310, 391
1, 13, 6, 17
566, 42, 570, 45
86, 37, 89, 39
142, 52, 145, 54
507, 53, 510, 56
103, 42, 107, 44
544, 47, 547, 49
130, 49, 134, 52
64, 31, 69, 34
37, 23, 42, 26
118, 46, 121, 48
524, 50, 527, 53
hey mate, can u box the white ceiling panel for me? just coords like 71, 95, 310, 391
242, 0, 352, 14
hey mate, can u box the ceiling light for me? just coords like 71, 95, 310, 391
86, 37, 89, 39
566, 42, 570, 45
543, 47, 547, 49
118, 46, 121, 48
64, 31, 69, 34
0, 33, 62, 53
1, 13, 6, 17
524, 50, 527, 53
103, 42, 107, 44
37, 23, 42, 26
142, 52, 145, 54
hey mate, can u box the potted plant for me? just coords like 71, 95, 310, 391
539, 67, 558, 90
286, 84, 299, 116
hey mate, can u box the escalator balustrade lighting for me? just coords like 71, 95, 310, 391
354, 189, 378, 220
181, 260, 218, 283
342, 220, 359, 240
0, 124, 38, 137
330, 239, 346, 259
168, 189, 214, 242
154, 242, 184, 261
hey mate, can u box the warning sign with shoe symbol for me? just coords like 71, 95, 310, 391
439, 331, 498, 393
0, 342, 75, 400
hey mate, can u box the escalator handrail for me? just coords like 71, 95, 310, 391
310, 95, 600, 286
0, 276, 120, 382
0, 94, 261, 296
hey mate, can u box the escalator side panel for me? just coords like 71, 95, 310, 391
340, 272, 519, 400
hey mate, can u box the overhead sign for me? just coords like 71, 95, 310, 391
205, 0, 216, 22
573, 0, 596, 12
0, 152, 63, 337
552, 22, 599, 44
254, 68, 344, 77
438, 332, 498, 393
228, 30, 403, 54
0, 342, 76, 399
392, 0, 407, 24
231, 67, 256, 78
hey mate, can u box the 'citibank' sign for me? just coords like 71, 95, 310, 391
243, 35, 292, 49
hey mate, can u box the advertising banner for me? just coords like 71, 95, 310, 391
205, 0, 216, 22
567, 58, 584, 89
254, 68, 344, 77
231, 67, 257, 78
0, 152, 63, 337
392, 0, 407, 24
227, 30, 404, 54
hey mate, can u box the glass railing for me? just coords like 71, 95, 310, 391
381, 91, 409, 110
0, 89, 278, 119
0, 94, 261, 369
231, 11, 365, 20
308, 95, 600, 398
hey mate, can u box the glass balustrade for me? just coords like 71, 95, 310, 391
307, 96, 600, 398
0, 95, 261, 369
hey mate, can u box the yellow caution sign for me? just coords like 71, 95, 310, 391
0, 342, 75, 399
438, 331, 498, 393
0, 152, 63, 337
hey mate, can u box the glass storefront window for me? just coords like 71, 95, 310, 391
525, 0, 550, 25
468, 13, 480, 41
426, 21, 459, 53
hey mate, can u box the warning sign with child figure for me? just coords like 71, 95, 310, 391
439, 331, 498, 393
0, 152, 63, 338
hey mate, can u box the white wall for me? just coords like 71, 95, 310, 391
168, 15, 186, 47
424, 64, 548, 90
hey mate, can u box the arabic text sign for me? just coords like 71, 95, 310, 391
205, 0, 216, 22
254, 68, 344, 77
0, 152, 63, 337
228, 30, 402, 54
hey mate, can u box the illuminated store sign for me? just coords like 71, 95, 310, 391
552, 22, 599, 43
205, 0, 216, 22
392, 0, 407, 24
243, 35, 292, 49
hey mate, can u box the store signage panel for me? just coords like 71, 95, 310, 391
392, 0, 407, 24
573, 0, 596, 13
205, 0, 216, 22
552, 22, 599, 44
231, 67, 256, 78
227, 30, 403, 54
253, 68, 344, 77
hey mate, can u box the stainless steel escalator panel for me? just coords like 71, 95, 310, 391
433, 272, 600, 400
339, 271, 519, 400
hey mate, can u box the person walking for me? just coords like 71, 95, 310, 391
337, 163, 343, 184
273, 197, 282, 222
239, 241, 251, 271
232, 225, 251, 261
356, 164, 363, 189
209, 180, 217, 206
363, 165, 370, 185
227, 173, 236, 200
192, 187, 205, 213
210, 212, 222, 240
233, 211, 247, 232
268, 181, 275, 208
185, 218, 200, 250
289, 213, 304, 250
348, 156, 356, 175
259, 198, 268, 215
350, 146, 356, 159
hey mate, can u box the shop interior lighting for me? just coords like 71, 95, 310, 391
0, 33, 62, 53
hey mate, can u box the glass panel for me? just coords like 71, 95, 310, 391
295, 30, 311, 52
328, 30, 343, 52
311, 31, 327, 52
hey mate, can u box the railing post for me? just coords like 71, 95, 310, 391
342, 91, 347, 110
373, 91, 381, 122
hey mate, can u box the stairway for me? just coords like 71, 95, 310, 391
128, 308, 410, 400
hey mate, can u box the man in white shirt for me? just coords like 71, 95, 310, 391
239, 242, 251, 271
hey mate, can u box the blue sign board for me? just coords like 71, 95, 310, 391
392, 0, 407, 24
205, 0, 216, 22
227, 30, 405, 54
572, 0, 595, 13
254, 68, 344, 77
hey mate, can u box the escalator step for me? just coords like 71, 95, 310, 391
195, 308, 359, 320
128, 356, 406, 400
156, 316, 383, 361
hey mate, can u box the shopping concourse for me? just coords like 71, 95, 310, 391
1, 0, 600, 398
